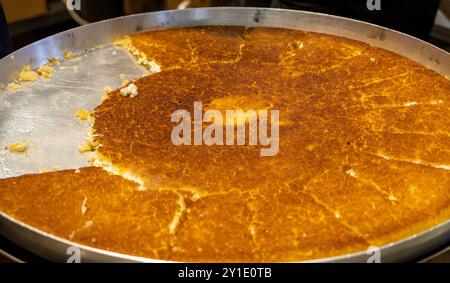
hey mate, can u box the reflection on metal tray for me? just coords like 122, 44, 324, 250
0, 7, 449, 262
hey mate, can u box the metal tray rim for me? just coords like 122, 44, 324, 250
1, 210, 449, 262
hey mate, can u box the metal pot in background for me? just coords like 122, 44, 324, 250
66, 0, 124, 25
66, 0, 273, 25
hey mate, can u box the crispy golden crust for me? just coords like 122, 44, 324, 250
0, 168, 369, 262
0, 26, 449, 262
0, 167, 184, 259
130, 26, 246, 69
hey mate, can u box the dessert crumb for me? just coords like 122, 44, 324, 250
74, 109, 91, 121
63, 51, 73, 60
6, 141, 29, 153
48, 57, 60, 65
121, 79, 130, 87
104, 86, 112, 94
78, 138, 97, 153
7, 82, 21, 91
120, 83, 139, 98
19, 65, 38, 82
101, 87, 113, 101
37, 65, 54, 79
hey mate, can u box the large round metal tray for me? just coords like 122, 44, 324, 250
0, 7, 449, 263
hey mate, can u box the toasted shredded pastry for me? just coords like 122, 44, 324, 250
0, 26, 449, 262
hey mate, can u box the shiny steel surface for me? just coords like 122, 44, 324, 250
0, 7, 449, 262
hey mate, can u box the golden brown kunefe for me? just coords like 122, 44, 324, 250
0, 26, 449, 262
